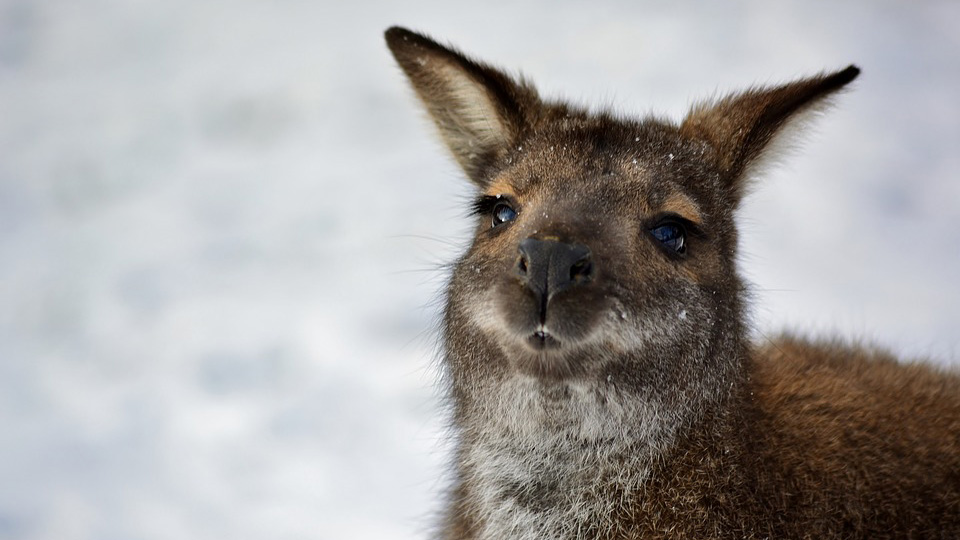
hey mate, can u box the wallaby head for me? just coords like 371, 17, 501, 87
387, 27, 958, 540
387, 25, 855, 411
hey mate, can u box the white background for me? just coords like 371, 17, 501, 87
1, 1, 958, 538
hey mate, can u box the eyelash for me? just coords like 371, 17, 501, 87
472, 195, 519, 228
470, 195, 502, 216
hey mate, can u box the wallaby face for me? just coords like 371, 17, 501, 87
453, 121, 741, 384
387, 26, 960, 540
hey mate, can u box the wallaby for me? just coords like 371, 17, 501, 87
385, 26, 960, 539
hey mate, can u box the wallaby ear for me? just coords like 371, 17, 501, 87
385, 26, 541, 186
680, 65, 860, 200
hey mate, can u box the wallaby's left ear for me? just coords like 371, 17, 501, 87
680, 65, 860, 199
385, 26, 541, 187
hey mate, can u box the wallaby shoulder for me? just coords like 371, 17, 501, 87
746, 336, 960, 536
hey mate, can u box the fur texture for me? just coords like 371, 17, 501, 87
385, 26, 960, 539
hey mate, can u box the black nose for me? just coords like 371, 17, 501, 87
516, 237, 593, 309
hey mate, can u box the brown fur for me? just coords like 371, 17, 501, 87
385, 26, 960, 539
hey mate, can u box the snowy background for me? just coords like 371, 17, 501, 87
1, 1, 958, 539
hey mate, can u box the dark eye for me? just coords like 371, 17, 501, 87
650, 222, 686, 254
492, 202, 517, 227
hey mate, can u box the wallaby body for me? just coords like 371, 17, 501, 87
385, 27, 960, 539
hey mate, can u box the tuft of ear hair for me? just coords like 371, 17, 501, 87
384, 26, 543, 186
680, 66, 860, 199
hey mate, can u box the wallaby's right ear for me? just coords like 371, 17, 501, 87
385, 27, 541, 186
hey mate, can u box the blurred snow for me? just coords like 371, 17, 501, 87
0, 1, 957, 538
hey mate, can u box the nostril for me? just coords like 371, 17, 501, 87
570, 255, 593, 282
517, 254, 529, 275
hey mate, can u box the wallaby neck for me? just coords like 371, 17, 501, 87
447, 336, 751, 540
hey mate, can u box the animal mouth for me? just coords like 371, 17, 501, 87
525, 328, 561, 351
514, 326, 587, 380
